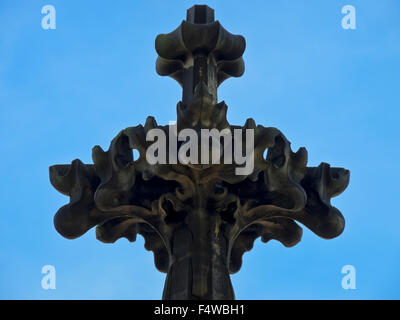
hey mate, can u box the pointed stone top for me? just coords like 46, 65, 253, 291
186, 5, 215, 24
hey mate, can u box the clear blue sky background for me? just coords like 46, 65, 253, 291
0, 0, 399, 299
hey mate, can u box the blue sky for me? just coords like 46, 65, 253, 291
0, 0, 399, 299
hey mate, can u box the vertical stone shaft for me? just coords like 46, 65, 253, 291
181, 5, 218, 106
162, 5, 235, 300
162, 188, 234, 300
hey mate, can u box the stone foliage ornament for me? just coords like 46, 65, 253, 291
49, 5, 350, 300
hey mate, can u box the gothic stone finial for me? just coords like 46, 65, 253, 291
49, 6, 350, 300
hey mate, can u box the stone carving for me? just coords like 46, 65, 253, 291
49, 5, 350, 300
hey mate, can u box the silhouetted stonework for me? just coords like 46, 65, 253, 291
49, 5, 350, 300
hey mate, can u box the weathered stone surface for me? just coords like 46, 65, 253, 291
49, 5, 349, 300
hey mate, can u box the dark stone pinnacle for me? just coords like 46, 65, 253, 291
49, 5, 350, 300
